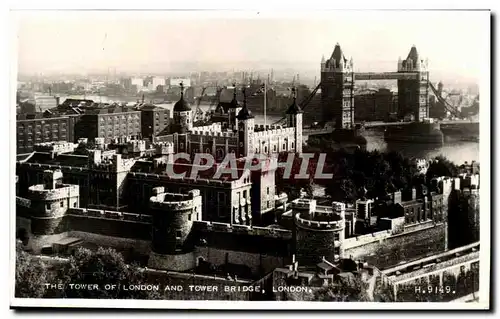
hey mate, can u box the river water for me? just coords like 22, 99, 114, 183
61, 97, 479, 164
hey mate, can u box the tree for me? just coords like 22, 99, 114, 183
56, 247, 162, 299
313, 273, 369, 302
15, 241, 50, 298
426, 155, 458, 179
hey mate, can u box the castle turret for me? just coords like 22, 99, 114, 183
228, 83, 241, 131
285, 87, 303, 153
26, 170, 80, 238
293, 199, 345, 265
172, 81, 193, 133
237, 87, 255, 157
148, 188, 202, 271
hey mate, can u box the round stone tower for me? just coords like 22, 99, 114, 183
294, 199, 345, 266
148, 187, 202, 271
27, 169, 80, 237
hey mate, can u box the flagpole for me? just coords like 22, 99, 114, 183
264, 77, 267, 130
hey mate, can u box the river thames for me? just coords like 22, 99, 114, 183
60, 96, 480, 165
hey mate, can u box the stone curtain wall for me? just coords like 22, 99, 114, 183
345, 223, 446, 270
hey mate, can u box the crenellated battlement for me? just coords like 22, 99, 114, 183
28, 184, 79, 201
154, 142, 174, 155
191, 123, 222, 132
33, 141, 76, 154
191, 129, 237, 138
343, 229, 393, 249
253, 127, 295, 138
193, 220, 292, 239
294, 213, 344, 231
20, 161, 89, 173
67, 207, 152, 224
150, 189, 201, 210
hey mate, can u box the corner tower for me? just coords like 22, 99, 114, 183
286, 87, 303, 153
148, 187, 202, 271
237, 87, 255, 157
293, 199, 346, 265
397, 45, 430, 122
173, 81, 193, 132
172, 81, 192, 153
320, 43, 354, 128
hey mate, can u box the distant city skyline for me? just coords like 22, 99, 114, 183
15, 11, 489, 86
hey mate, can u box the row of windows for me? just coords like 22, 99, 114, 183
18, 126, 67, 133
255, 142, 294, 154
100, 114, 140, 122
100, 123, 140, 128
18, 122, 67, 129
18, 134, 67, 143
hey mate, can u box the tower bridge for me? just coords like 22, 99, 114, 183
281, 43, 479, 143
320, 43, 431, 128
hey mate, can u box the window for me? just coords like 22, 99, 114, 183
46, 203, 51, 210
291, 142, 295, 148
243, 190, 247, 199
273, 145, 277, 152
176, 231, 182, 239
73, 202, 77, 208
188, 214, 192, 221
60, 201, 64, 208
267, 187, 270, 195
283, 143, 286, 150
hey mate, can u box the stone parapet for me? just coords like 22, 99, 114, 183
193, 221, 292, 239
67, 208, 152, 224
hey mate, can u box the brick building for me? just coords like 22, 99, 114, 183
140, 104, 171, 140
16, 113, 80, 154
74, 106, 142, 143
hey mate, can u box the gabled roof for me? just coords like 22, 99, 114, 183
173, 83, 191, 112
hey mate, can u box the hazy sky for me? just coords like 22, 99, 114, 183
15, 11, 489, 83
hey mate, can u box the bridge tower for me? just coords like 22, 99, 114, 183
321, 43, 355, 128
397, 45, 430, 122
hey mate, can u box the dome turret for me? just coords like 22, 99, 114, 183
237, 87, 254, 120
173, 82, 191, 112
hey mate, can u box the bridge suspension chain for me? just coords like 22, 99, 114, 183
192, 87, 207, 121
428, 82, 462, 118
